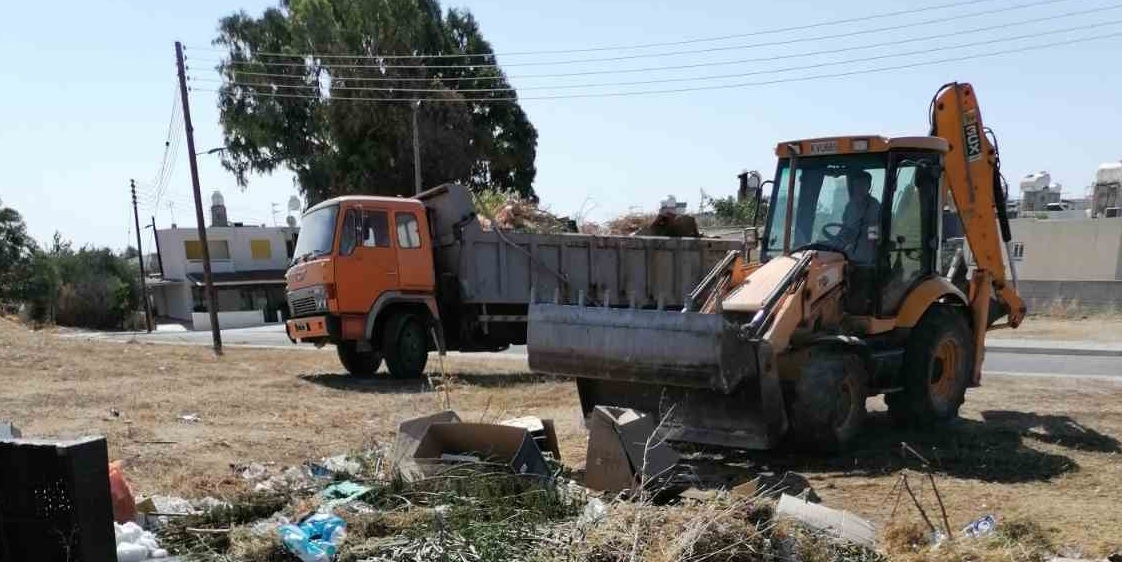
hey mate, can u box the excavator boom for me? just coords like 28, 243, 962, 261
931, 82, 1027, 382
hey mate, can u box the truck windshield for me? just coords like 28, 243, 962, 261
762, 153, 888, 263
291, 205, 339, 264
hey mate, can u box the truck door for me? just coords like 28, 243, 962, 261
393, 210, 435, 291
334, 207, 399, 314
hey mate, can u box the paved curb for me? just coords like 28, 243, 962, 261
986, 345, 1122, 358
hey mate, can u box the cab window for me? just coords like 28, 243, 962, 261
339, 209, 358, 255
361, 210, 391, 248
395, 213, 422, 249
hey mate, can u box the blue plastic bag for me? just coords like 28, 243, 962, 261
278, 513, 347, 562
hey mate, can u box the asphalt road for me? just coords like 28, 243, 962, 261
78, 324, 1120, 378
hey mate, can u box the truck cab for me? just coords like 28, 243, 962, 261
285, 195, 439, 379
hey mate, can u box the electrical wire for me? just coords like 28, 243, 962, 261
192, 0, 1083, 70
189, 2, 1122, 84
188, 29, 1122, 102
188, 0, 1065, 59
203, 18, 1122, 94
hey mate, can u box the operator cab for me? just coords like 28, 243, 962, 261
760, 136, 947, 319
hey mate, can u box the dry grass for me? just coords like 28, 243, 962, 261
3, 317, 1122, 558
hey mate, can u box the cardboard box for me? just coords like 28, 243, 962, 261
391, 411, 461, 479
584, 406, 679, 493
413, 422, 550, 478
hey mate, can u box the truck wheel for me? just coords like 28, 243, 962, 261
336, 342, 382, 377
383, 312, 429, 379
887, 306, 973, 428
786, 348, 867, 450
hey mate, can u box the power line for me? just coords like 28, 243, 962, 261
189, 0, 1057, 59
189, 2, 1122, 84
193, 0, 1081, 70
206, 18, 1122, 94
189, 29, 1122, 102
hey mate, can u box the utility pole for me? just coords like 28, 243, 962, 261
130, 179, 153, 332
176, 40, 222, 355
148, 216, 165, 278
412, 101, 422, 194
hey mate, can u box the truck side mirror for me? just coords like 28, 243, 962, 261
743, 227, 759, 260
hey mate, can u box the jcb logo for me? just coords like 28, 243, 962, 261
963, 111, 983, 162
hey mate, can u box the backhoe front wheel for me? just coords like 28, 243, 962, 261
887, 306, 973, 427
336, 341, 382, 377
786, 348, 868, 451
382, 312, 429, 379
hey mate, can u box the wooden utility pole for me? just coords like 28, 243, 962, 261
131, 179, 153, 332
175, 40, 222, 355
149, 216, 165, 278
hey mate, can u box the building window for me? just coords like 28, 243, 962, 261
185, 239, 231, 261
250, 239, 272, 260
362, 211, 391, 248
1012, 242, 1025, 261
396, 212, 422, 249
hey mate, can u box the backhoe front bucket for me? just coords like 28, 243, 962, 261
527, 303, 786, 449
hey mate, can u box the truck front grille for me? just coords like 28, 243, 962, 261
288, 294, 320, 317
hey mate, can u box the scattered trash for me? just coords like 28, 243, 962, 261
500, 415, 561, 460
321, 481, 372, 508
110, 408, 122, 418
315, 454, 362, 476
115, 521, 169, 560
962, 514, 998, 538
278, 513, 347, 562
238, 462, 268, 481
584, 406, 679, 493
109, 460, 138, 524
579, 497, 608, 526
391, 411, 461, 478
0, 421, 19, 439
776, 493, 877, 549
177, 413, 200, 423
678, 487, 719, 502
412, 422, 551, 479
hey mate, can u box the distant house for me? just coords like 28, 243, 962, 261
148, 192, 299, 330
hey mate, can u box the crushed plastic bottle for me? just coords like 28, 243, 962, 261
278, 513, 347, 562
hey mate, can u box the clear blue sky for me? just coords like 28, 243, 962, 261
3, 0, 1122, 250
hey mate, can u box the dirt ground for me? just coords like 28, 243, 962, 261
988, 315, 1122, 342
2, 317, 1121, 557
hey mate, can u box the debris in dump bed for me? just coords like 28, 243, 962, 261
474, 189, 573, 233
776, 493, 877, 549
584, 405, 679, 493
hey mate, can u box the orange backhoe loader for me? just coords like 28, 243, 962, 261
527, 82, 1026, 450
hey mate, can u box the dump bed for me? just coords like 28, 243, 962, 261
419, 184, 742, 308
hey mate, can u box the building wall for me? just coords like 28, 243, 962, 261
155, 226, 299, 281
1018, 280, 1122, 312
1010, 218, 1122, 281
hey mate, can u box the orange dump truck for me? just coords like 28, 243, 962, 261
284, 183, 742, 378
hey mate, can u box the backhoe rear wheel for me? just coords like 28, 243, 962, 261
887, 305, 973, 427
336, 341, 382, 377
786, 348, 867, 451
383, 311, 429, 379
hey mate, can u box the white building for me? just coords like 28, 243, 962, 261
149, 192, 299, 329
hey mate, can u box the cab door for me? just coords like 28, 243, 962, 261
393, 209, 435, 291
333, 206, 400, 314
877, 154, 939, 316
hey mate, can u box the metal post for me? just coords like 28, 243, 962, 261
176, 41, 222, 355
412, 101, 422, 195
131, 179, 153, 332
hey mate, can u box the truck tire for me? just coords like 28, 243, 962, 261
336, 342, 382, 377
887, 306, 973, 428
383, 312, 429, 379
786, 348, 867, 450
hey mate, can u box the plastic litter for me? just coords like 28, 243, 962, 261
962, 514, 997, 538
109, 461, 137, 524
115, 521, 168, 560
278, 513, 347, 562
177, 413, 200, 423
321, 481, 372, 508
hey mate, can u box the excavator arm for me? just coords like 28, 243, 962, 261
931, 82, 1026, 383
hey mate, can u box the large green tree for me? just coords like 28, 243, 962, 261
214, 0, 538, 204
0, 198, 36, 303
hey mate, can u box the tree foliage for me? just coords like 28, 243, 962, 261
0, 198, 37, 303
214, 0, 538, 205
705, 194, 768, 226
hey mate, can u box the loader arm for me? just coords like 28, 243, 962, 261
931, 82, 1026, 383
